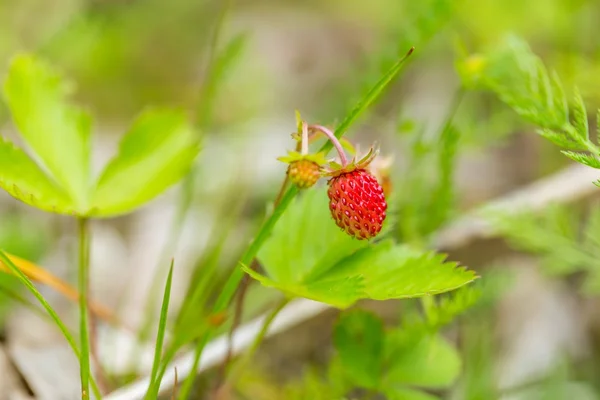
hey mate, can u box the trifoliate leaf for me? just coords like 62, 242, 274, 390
90, 109, 200, 217
384, 332, 461, 388
333, 310, 384, 389
0, 137, 74, 214
3, 54, 92, 210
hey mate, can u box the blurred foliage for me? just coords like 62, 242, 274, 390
490, 203, 600, 295
1, 0, 600, 398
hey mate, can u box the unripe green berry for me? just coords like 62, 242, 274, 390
287, 159, 320, 189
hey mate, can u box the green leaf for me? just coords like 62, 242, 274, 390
383, 388, 439, 400
421, 286, 482, 330
537, 129, 584, 151
572, 89, 589, 140
242, 265, 364, 308
333, 310, 385, 389
91, 109, 200, 217
560, 151, 600, 169
3, 54, 92, 210
385, 332, 461, 388
146, 261, 174, 399
316, 241, 477, 300
0, 137, 75, 214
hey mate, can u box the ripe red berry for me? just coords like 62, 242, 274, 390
327, 169, 387, 240
287, 159, 321, 189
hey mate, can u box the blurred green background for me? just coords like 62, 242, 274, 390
2, 0, 600, 399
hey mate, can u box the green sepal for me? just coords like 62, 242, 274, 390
277, 151, 328, 166
323, 145, 380, 177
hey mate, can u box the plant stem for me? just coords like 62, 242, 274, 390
78, 218, 91, 400
300, 121, 309, 155
225, 297, 290, 385
309, 124, 349, 166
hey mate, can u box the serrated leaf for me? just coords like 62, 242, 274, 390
91, 109, 200, 217
3, 54, 92, 210
537, 129, 585, 151
550, 71, 569, 125
0, 137, 74, 214
422, 286, 482, 330
385, 332, 461, 388
241, 264, 364, 308
315, 241, 477, 300
560, 151, 600, 169
572, 89, 589, 140
333, 310, 384, 389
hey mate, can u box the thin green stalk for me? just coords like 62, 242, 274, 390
78, 218, 91, 400
146, 261, 175, 399
225, 297, 290, 385
0, 250, 102, 399
176, 331, 209, 399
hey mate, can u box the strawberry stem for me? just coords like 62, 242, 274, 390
300, 121, 309, 155
309, 124, 348, 167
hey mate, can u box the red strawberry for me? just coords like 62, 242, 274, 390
327, 169, 387, 239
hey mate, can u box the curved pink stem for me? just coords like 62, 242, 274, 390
301, 121, 309, 155
309, 124, 348, 167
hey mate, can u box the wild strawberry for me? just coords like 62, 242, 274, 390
316, 138, 387, 239
327, 169, 387, 239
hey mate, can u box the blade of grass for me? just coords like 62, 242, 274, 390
0, 250, 102, 399
177, 46, 416, 400
146, 261, 175, 399
318, 47, 415, 154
